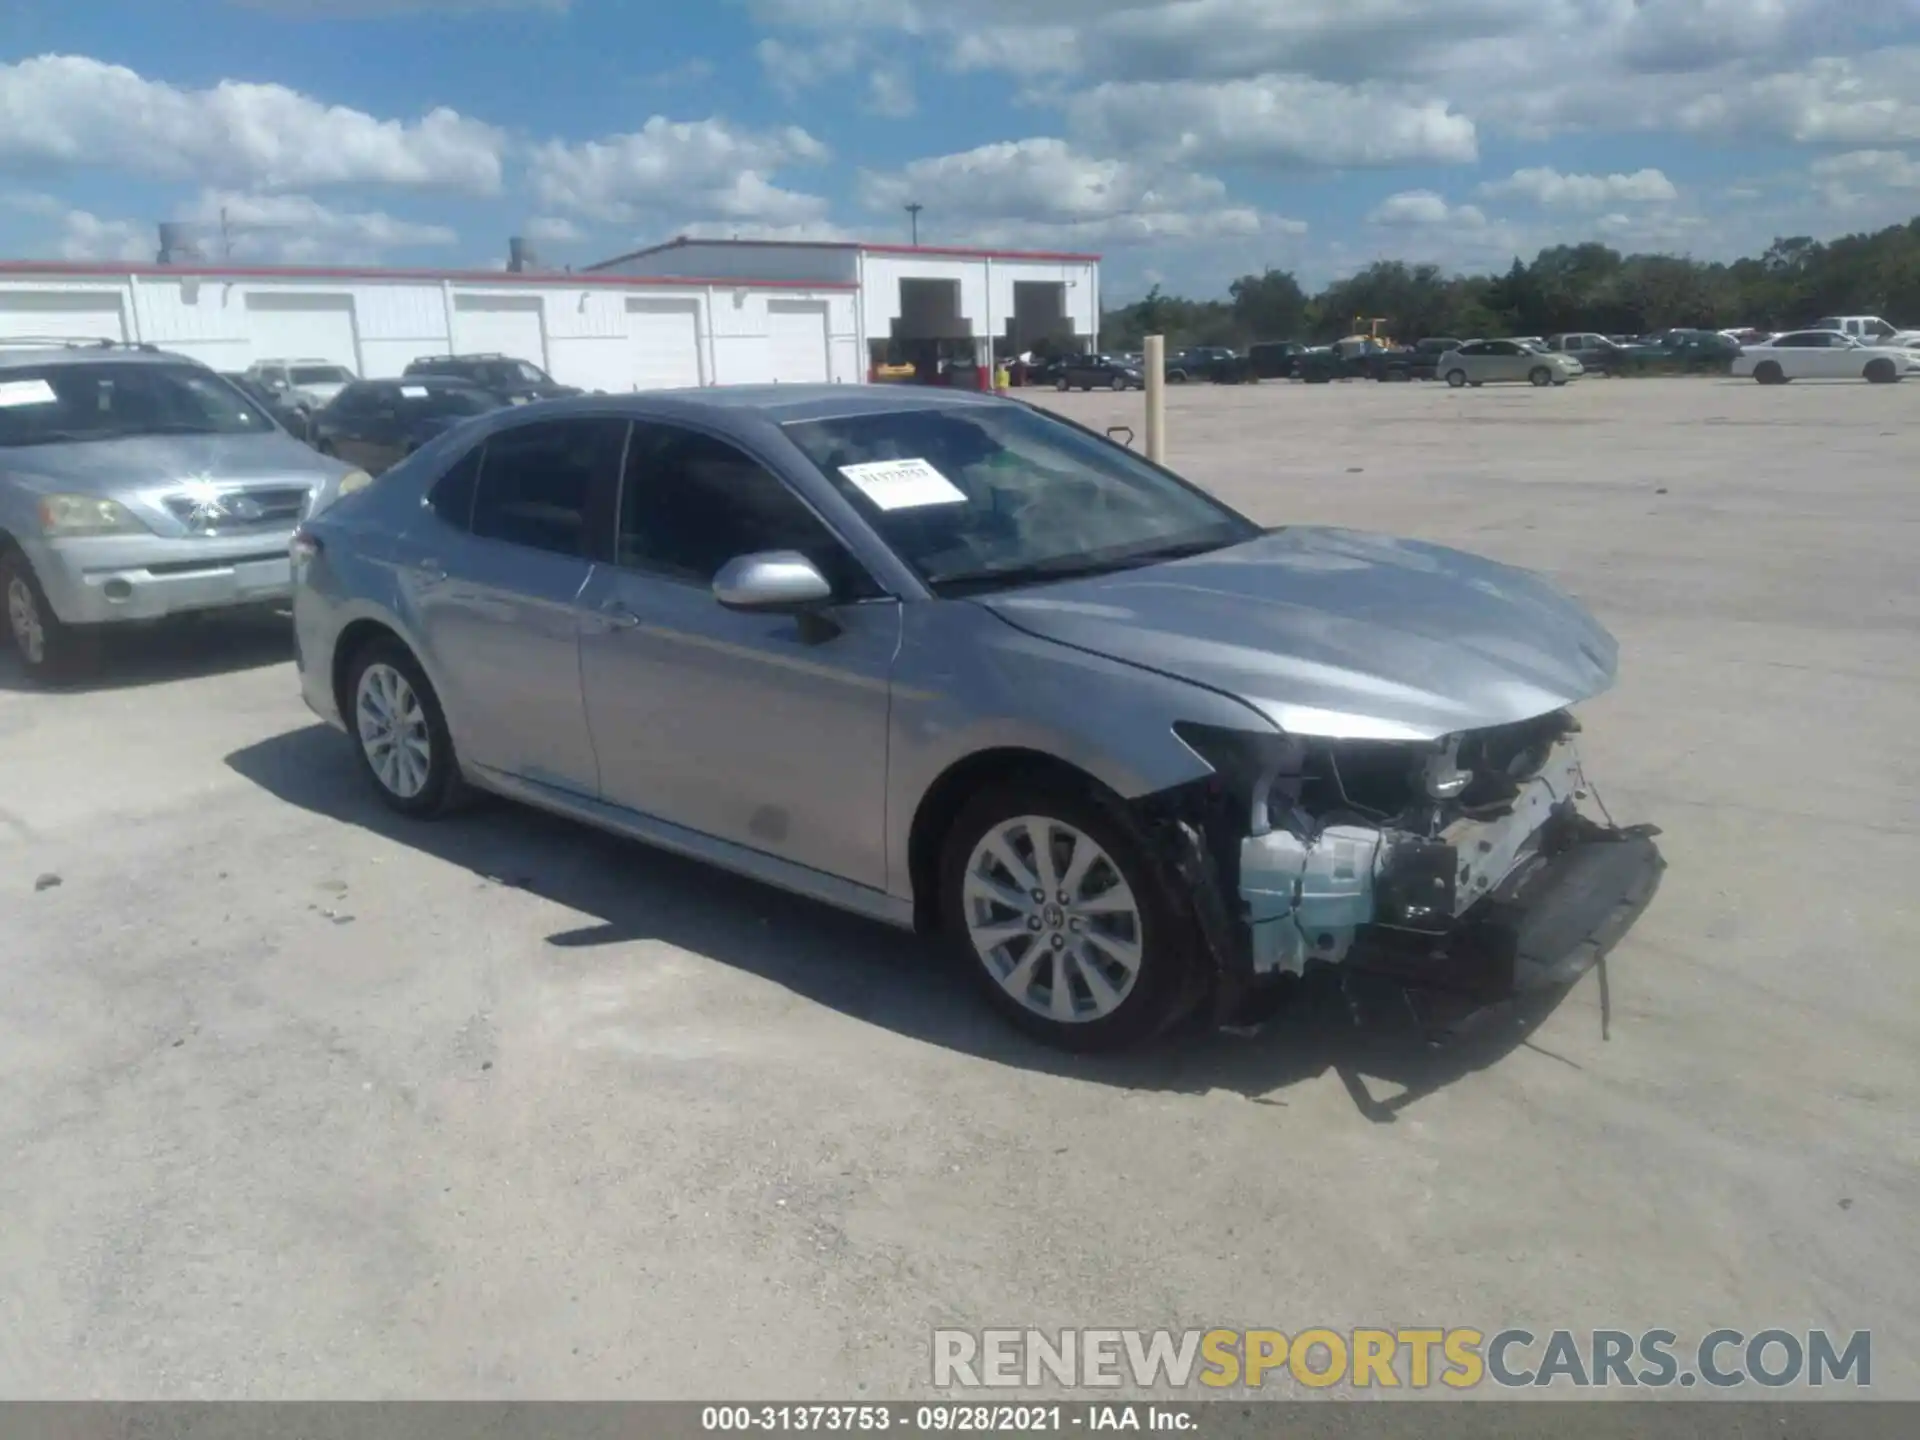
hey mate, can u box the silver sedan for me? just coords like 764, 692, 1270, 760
291, 386, 1660, 1049
1439, 341, 1584, 388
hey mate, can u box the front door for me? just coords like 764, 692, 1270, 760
404, 417, 627, 796
577, 420, 898, 891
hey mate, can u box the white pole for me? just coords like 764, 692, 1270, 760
1144, 334, 1166, 464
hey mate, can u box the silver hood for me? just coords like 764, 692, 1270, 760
4, 430, 345, 495
977, 526, 1618, 741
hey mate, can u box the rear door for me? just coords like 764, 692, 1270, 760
404, 417, 627, 796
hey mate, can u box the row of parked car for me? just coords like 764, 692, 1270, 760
1045, 314, 1920, 390
223, 353, 586, 466
0, 339, 595, 682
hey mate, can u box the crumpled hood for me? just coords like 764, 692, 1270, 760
976, 526, 1619, 741
5, 431, 344, 495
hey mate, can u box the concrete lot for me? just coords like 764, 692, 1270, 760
1, 376, 1916, 1398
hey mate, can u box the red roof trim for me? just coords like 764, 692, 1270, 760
860, 243, 1103, 263
0, 260, 855, 290
587, 236, 1101, 269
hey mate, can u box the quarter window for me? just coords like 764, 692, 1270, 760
470, 417, 626, 558
617, 423, 879, 598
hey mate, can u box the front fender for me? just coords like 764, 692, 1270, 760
885, 600, 1277, 897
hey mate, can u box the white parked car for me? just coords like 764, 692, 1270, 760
244, 358, 358, 409
1730, 330, 1919, 385
1438, 340, 1584, 387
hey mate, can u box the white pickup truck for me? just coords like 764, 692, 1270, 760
1810, 315, 1920, 348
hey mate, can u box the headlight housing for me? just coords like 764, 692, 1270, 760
37, 493, 149, 537
336, 469, 373, 497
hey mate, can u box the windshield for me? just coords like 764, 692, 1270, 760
291, 366, 352, 385
783, 403, 1259, 594
479, 362, 550, 387
0, 363, 276, 447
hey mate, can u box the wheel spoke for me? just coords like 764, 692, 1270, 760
965, 872, 1036, 916
1023, 819, 1061, 894
981, 830, 1040, 895
1083, 928, 1142, 976
1049, 953, 1077, 1019
971, 919, 1034, 950
1074, 888, 1137, 915
1058, 832, 1097, 902
1073, 943, 1122, 1012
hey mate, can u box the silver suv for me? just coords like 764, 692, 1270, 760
1, 342, 365, 680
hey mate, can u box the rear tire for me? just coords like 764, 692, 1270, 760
2, 548, 93, 683
1055, 376, 1069, 392
938, 782, 1196, 1052
1445, 369, 1467, 388
342, 636, 468, 817
1753, 361, 1784, 385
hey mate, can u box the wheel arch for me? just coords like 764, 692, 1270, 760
331, 617, 407, 724
906, 748, 1122, 934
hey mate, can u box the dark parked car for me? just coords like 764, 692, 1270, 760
1544, 333, 1628, 375
1056, 356, 1143, 391
402, 353, 583, 406
1167, 347, 1241, 383
1247, 341, 1308, 379
220, 371, 317, 441
311, 378, 502, 474
1613, 329, 1742, 372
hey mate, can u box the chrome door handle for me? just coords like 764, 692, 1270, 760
598, 599, 642, 630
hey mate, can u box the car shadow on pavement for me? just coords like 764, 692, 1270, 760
0, 610, 292, 693
226, 723, 1612, 1120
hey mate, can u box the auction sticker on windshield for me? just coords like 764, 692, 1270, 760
400, 385, 429, 398
0, 379, 57, 408
839, 458, 967, 511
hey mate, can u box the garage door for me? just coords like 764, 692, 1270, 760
767, 300, 830, 383
244, 293, 359, 372
626, 299, 702, 390
0, 290, 129, 343
451, 294, 548, 368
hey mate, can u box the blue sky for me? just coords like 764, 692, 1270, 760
4, 1, 1920, 299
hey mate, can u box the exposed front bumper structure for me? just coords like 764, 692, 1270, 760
1170, 734, 1663, 1028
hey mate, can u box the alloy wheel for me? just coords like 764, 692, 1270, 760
355, 661, 432, 799
6, 576, 44, 666
962, 815, 1143, 1024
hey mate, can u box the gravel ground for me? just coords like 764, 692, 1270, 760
1, 374, 1915, 1399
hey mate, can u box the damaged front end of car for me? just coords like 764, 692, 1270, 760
1145, 711, 1665, 1032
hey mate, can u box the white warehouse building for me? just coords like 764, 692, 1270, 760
0, 235, 1100, 392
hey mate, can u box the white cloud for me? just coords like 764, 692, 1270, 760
858, 137, 1302, 248
0, 54, 504, 195
865, 65, 918, 118
522, 215, 587, 244
1807, 147, 1920, 208
1068, 76, 1477, 168
756, 36, 864, 95
531, 118, 830, 227
1367, 189, 1487, 229
1478, 167, 1679, 208
178, 191, 457, 262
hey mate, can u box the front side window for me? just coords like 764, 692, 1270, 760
470, 417, 626, 558
618, 423, 879, 598
0, 362, 274, 447
783, 402, 1258, 595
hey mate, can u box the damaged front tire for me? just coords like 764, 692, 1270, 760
939, 783, 1198, 1051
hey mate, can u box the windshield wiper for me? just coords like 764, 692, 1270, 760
937, 538, 1232, 596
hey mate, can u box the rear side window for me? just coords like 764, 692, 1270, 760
470, 417, 626, 559
426, 446, 482, 527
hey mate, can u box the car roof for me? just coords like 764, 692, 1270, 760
0, 343, 203, 372
480, 383, 1013, 428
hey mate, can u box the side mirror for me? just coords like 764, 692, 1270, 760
713, 551, 834, 612
1106, 425, 1135, 449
